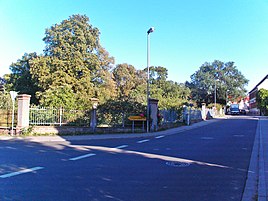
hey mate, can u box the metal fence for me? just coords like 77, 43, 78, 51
160, 109, 181, 123
182, 107, 203, 125
29, 107, 184, 129
29, 107, 91, 126
28, 106, 203, 134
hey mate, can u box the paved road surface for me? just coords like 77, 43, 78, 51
0, 117, 258, 201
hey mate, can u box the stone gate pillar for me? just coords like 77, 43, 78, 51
90, 98, 99, 133
201, 103, 206, 120
16, 94, 31, 133
149, 98, 159, 132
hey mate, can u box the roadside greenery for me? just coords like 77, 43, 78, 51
256, 89, 268, 115
186, 60, 248, 106
2, 14, 248, 115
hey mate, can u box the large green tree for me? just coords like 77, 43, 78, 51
113, 63, 146, 103
5, 53, 40, 104
29, 14, 115, 109
149, 66, 191, 109
187, 60, 248, 106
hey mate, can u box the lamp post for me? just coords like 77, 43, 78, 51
214, 79, 217, 109
146, 27, 155, 133
226, 90, 229, 106
214, 78, 220, 116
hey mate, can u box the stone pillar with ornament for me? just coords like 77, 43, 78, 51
16, 94, 31, 134
90, 98, 99, 133
149, 98, 159, 132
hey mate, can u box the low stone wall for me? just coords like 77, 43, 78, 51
0, 127, 10, 135
31, 126, 137, 135
32, 126, 94, 135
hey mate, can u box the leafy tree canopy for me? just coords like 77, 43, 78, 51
5, 53, 40, 104
187, 60, 248, 106
113, 63, 146, 103
3, 14, 196, 113
6, 14, 115, 109
148, 66, 191, 109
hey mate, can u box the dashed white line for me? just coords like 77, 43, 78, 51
155, 135, 165, 139
0, 167, 44, 179
69, 153, 96, 161
114, 145, 128, 149
234, 135, 244, 137
201, 137, 214, 140
137, 139, 150, 144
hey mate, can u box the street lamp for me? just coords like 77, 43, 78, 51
214, 79, 217, 109
214, 79, 220, 116
146, 27, 155, 133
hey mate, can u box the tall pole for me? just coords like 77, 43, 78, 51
11, 100, 15, 136
214, 79, 217, 109
10, 91, 18, 136
146, 27, 154, 133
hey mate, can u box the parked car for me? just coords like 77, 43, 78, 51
239, 109, 247, 115
230, 104, 240, 115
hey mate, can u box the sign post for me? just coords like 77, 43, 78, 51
10, 91, 18, 135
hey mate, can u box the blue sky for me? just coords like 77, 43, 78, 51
1, 0, 268, 91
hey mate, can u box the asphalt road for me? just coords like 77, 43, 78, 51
0, 117, 258, 201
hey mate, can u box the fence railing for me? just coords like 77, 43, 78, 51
28, 106, 204, 134
29, 107, 91, 126
29, 107, 184, 127
160, 109, 181, 123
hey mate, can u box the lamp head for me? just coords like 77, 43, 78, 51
147, 27, 155, 34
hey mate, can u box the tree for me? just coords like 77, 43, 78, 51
28, 14, 115, 109
0, 77, 5, 92
256, 88, 268, 116
149, 66, 191, 109
5, 53, 40, 104
187, 60, 248, 106
113, 63, 146, 103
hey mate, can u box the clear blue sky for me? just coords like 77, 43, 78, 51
1, 0, 268, 91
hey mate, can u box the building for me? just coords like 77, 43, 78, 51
248, 74, 268, 114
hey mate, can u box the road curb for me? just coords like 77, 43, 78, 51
0, 119, 221, 142
241, 120, 259, 201
258, 119, 267, 201
241, 118, 268, 201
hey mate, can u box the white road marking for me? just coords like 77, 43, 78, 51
6, 146, 17, 150
114, 145, 128, 149
0, 167, 44, 179
69, 153, 96, 161
155, 135, 165, 139
0, 146, 17, 150
237, 168, 248, 172
234, 135, 244, 137
68, 145, 230, 169
201, 137, 214, 140
137, 139, 150, 144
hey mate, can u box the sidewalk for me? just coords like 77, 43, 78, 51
242, 117, 268, 201
0, 118, 222, 142
258, 117, 268, 201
